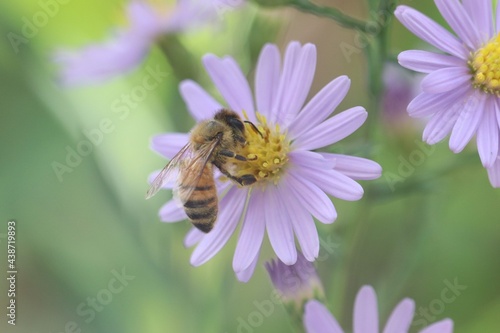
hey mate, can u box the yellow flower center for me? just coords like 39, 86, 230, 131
470, 34, 500, 95
232, 112, 291, 186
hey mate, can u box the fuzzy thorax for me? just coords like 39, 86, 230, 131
232, 112, 291, 186
470, 34, 500, 95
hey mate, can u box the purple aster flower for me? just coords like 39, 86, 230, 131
304, 285, 454, 333
266, 252, 324, 307
55, 0, 242, 85
381, 63, 421, 132
150, 41, 382, 281
395, 1, 500, 187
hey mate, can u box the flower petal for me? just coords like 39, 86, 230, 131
407, 84, 470, 118
203, 54, 255, 121
289, 150, 337, 170
398, 50, 464, 74
265, 185, 297, 265
434, 0, 483, 49
54, 34, 151, 85
287, 168, 337, 224
233, 191, 266, 272
159, 199, 187, 222
422, 106, 459, 145
382, 298, 415, 333
487, 158, 500, 188
418, 319, 454, 333
236, 252, 260, 283
449, 92, 485, 153
304, 300, 344, 333
283, 178, 320, 261
151, 133, 189, 159
190, 187, 247, 266
288, 76, 351, 139
353, 286, 378, 333
497, 1, 500, 33
420, 67, 470, 94
293, 107, 367, 151
298, 165, 364, 201
255, 43, 281, 118
275, 43, 317, 126
320, 153, 382, 180
270, 41, 301, 124
462, 0, 493, 43
179, 80, 223, 121
184, 227, 204, 247
477, 98, 499, 167
394, 6, 468, 59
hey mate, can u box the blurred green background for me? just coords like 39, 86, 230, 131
1, 0, 499, 332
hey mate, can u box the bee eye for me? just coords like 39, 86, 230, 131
229, 117, 245, 132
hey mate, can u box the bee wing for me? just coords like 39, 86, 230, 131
173, 138, 221, 204
146, 136, 221, 200
146, 142, 194, 199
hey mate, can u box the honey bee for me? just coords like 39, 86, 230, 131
146, 109, 259, 233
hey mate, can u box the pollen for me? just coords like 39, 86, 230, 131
232, 112, 291, 186
470, 34, 500, 95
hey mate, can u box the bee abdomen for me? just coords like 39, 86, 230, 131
185, 205, 218, 233
183, 196, 216, 208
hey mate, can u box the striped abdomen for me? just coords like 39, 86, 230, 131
179, 165, 218, 233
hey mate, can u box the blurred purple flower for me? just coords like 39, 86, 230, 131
395, 1, 500, 187
381, 63, 421, 130
304, 285, 454, 333
151, 41, 382, 281
266, 252, 324, 307
55, 0, 243, 85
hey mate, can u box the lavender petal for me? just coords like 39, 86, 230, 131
353, 286, 379, 333
394, 6, 468, 59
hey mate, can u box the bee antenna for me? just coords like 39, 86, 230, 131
244, 121, 263, 138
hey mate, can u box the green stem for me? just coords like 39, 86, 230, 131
157, 35, 201, 81
289, 0, 369, 32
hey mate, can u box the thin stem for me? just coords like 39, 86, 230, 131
289, 0, 369, 32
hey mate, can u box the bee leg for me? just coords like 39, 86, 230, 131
213, 160, 257, 186
219, 149, 248, 162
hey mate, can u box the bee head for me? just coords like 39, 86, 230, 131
214, 109, 245, 135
